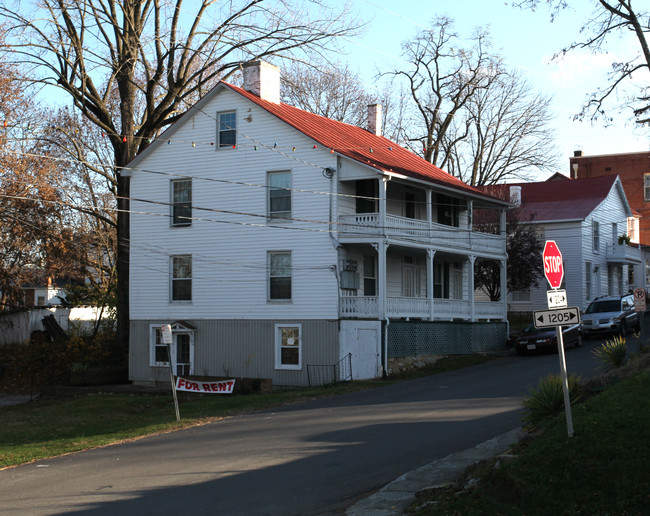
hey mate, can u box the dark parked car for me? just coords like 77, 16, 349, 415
581, 294, 639, 338
514, 323, 582, 356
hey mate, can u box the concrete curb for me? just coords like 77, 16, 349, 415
345, 427, 523, 516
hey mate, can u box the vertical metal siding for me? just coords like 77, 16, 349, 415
129, 319, 339, 387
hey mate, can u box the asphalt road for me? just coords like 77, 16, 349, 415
0, 340, 604, 516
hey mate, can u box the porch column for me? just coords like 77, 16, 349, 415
469, 255, 476, 321
500, 208, 507, 238
426, 190, 433, 240
468, 200, 473, 248
427, 248, 436, 321
379, 177, 388, 236
374, 241, 388, 320
500, 258, 507, 320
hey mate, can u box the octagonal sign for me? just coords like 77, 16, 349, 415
543, 240, 564, 289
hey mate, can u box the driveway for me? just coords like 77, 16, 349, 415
0, 343, 601, 515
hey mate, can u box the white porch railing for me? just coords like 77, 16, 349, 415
340, 295, 378, 318
386, 297, 431, 318
340, 296, 506, 321
605, 243, 643, 263
339, 213, 504, 253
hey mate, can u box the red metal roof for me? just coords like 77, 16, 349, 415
222, 82, 497, 201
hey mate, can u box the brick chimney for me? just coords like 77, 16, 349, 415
367, 104, 382, 136
242, 61, 280, 104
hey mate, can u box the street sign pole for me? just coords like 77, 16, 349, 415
556, 325, 574, 438
541, 240, 574, 438
162, 324, 181, 422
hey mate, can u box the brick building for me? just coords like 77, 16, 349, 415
570, 150, 648, 244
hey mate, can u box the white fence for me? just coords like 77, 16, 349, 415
0, 306, 112, 345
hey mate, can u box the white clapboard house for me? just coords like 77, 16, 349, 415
126, 61, 510, 387
486, 174, 643, 313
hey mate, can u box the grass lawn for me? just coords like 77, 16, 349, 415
0, 355, 491, 469
408, 353, 650, 515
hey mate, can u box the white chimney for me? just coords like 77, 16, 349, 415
509, 186, 522, 207
367, 104, 382, 136
242, 61, 280, 104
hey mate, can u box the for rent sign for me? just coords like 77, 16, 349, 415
175, 377, 235, 394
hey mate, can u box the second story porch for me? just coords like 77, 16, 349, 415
337, 177, 507, 257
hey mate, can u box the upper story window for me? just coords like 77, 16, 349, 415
644, 173, 650, 201
592, 220, 600, 253
171, 255, 192, 302
268, 251, 291, 301
268, 171, 291, 219
218, 111, 236, 148
171, 179, 192, 226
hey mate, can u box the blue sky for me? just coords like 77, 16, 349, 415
332, 0, 648, 177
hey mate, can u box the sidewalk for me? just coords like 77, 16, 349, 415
345, 428, 523, 516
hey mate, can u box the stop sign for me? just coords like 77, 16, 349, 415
543, 240, 564, 289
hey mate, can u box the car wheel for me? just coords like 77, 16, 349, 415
575, 333, 583, 348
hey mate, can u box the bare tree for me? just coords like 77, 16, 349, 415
386, 17, 557, 185
282, 60, 376, 126
515, 0, 650, 124
384, 17, 499, 167
281, 59, 405, 140
0, 0, 362, 351
444, 73, 559, 185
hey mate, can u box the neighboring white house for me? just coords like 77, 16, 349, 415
487, 174, 643, 313
126, 61, 510, 387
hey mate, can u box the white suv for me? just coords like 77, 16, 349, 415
581, 294, 640, 338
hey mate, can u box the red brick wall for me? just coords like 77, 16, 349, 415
570, 151, 650, 245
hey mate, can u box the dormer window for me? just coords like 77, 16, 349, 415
218, 111, 236, 148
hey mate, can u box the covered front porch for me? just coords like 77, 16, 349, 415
337, 243, 507, 322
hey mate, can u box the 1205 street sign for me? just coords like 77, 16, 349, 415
534, 307, 581, 328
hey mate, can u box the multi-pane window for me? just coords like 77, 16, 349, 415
363, 255, 377, 296
171, 179, 192, 226
269, 252, 291, 301
644, 173, 650, 201
218, 111, 236, 148
275, 324, 301, 370
171, 255, 192, 301
592, 220, 600, 252
152, 327, 169, 365
268, 171, 291, 219
585, 262, 592, 301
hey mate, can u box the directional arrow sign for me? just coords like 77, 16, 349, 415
547, 289, 568, 309
534, 307, 581, 328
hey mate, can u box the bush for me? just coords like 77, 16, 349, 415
593, 335, 628, 372
522, 373, 581, 429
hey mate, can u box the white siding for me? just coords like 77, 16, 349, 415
511, 180, 635, 312
130, 89, 339, 320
